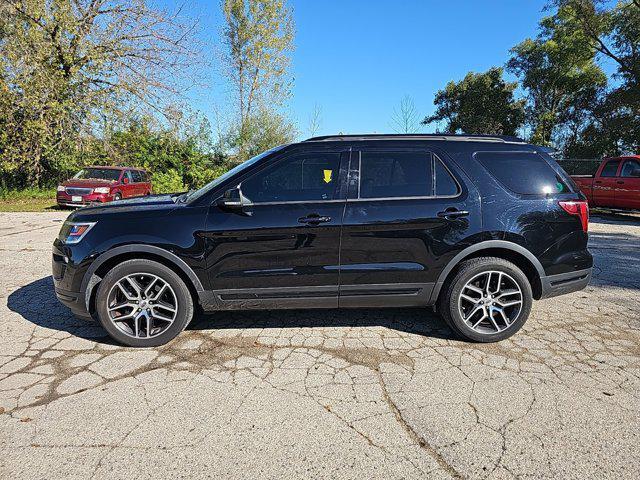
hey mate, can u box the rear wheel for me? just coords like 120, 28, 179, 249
438, 257, 533, 342
96, 259, 193, 347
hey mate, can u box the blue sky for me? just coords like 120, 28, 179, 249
169, 0, 553, 137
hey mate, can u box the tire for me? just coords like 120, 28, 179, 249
95, 259, 194, 347
114, 193, 122, 201
438, 257, 533, 342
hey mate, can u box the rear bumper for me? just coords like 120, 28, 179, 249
539, 267, 591, 299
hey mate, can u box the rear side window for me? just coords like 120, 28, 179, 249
600, 160, 620, 177
359, 151, 432, 198
476, 152, 571, 195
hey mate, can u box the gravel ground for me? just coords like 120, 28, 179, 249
1, 211, 639, 479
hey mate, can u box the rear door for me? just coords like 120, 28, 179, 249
338, 147, 481, 307
615, 158, 640, 210
203, 148, 349, 308
593, 159, 621, 208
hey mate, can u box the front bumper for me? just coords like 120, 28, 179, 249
54, 286, 92, 319
57, 192, 113, 207
539, 267, 592, 299
53, 240, 95, 319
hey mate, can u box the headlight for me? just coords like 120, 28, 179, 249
58, 221, 96, 244
94, 187, 110, 194
57, 185, 66, 192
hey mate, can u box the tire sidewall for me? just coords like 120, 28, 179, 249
96, 259, 193, 347
445, 259, 533, 342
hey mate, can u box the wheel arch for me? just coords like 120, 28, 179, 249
430, 240, 545, 304
81, 245, 204, 314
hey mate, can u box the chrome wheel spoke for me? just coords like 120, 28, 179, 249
458, 270, 523, 335
107, 273, 178, 339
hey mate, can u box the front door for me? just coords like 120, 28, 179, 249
203, 149, 348, 309
615, 158, 640, 210
338, 148, 481, 307
593, 159, 621, 208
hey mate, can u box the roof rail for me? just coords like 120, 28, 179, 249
303, 133, 526, 144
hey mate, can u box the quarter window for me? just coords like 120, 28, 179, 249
600, 160, 620, 177
241, 153, 341, 203
359, 151, 432, 199
434, 157, 460, 196
476, 151, 571, 195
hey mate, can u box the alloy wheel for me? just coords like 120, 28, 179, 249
457, 270, 523, 334
106, 273, 178, 339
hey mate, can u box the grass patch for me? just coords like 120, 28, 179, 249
0, 188, 63, 212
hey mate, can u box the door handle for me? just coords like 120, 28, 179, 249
437, 209, 469, 220
616, 180, 625, 185
594, 180, 602, 184
298, 214, 331, 225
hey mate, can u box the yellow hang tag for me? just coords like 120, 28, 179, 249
323, 169, 333, 183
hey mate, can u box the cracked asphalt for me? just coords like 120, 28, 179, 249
1, 211, 639, 479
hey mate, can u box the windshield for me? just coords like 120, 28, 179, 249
73, 168, 121, 182
185, 145, 286, 203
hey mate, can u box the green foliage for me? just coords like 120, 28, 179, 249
150, 170, 186, 194
507, 5, 607, 147
423, 68, 525, 136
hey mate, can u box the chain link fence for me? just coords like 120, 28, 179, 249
556, 159, 601, 176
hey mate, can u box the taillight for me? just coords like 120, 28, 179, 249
559, 201, 589, 232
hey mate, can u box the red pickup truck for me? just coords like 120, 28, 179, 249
571, 156, 640, 211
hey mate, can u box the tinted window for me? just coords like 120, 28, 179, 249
621, 159, 640, 177
476, 152, 570, 195
434, 157, 459, 196
124, 171, 133, 183
242, 153, 341, 203
359, 151, 432, 198
601, 160, 620, 177
131, 170, 143, 183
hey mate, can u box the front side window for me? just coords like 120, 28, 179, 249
131, 170, 143, 183
241, 153, 341, 203
359, 151, 432, 199
621, 159, 640, 177
476, 151, 571, 195
601, 160, 621, 177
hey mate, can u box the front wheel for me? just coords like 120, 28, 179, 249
95, 259, 193, 347
438, 257, 533, 342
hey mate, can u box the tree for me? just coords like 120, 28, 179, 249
422, 68, 525, 136
0, 0, 201, 188
507, 6, 607, 147
222, 0, 294, 160
391, 95, 421, 133
547, 0, 639, 155
307, 103, 322, 137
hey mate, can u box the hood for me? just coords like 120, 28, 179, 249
69, 194, 179, 221
62, 178, 117, 188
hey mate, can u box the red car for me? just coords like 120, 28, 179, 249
571, 155, 640, 211
57, 166, 152, 208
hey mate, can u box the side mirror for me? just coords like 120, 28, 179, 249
217, 187, 249, 211
123, 177, 129, 184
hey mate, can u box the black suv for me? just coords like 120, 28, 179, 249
53, 134, 592, 347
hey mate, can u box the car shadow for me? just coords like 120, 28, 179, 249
7, 276, 458, 345
590, 211, 640, 226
